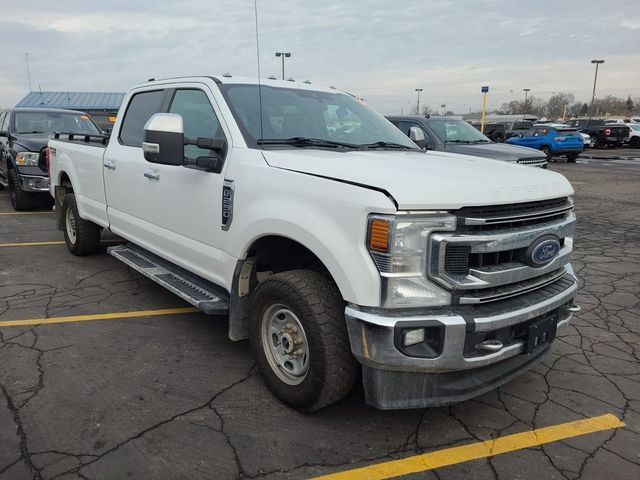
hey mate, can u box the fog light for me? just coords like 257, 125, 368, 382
403, 328, 425, 347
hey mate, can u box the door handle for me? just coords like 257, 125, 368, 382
144, 170, 160, 181
104, 160, 116, 170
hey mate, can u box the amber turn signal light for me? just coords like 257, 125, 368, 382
369, 219, 390, 252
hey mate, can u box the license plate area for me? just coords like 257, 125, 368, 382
526, 316, 557, 352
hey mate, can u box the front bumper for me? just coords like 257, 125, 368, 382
346, 270, 577, 409
18, 174, 50, 192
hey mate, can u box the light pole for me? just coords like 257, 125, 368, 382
588, 60, 605, 120
523, 88, 530, 114
274, 52, 291, 80
415, 88, 423, 115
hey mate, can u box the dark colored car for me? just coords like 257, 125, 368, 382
564, 119, 630, 148
507, 125, 583, 161
387, 115, 548, 168
496, 120, 535, 139
0, 108, 102, 210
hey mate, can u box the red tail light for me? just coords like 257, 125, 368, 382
604, 128, 611, 136
45, 147, 51, 179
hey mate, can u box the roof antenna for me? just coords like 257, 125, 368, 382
25, 52, 33, 92
254, 0, 264, 142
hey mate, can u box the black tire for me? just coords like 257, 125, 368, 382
541, 146, 552, 161
7, 168, 35, 211
566, 154, 579, 162
249, 270, 359, 411
61, 193, 101, 255
630, 137, 640, 149
493, 131, 506, 143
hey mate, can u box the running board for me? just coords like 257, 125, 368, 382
108, 243, 229, 314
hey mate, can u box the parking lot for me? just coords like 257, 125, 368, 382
1, 157, 639, 480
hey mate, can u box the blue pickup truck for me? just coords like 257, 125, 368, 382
507, 125, 583, 162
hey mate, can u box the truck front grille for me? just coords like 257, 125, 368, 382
428, 198, 575, 303
516, 157, 547, 167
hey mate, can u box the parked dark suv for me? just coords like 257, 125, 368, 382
387, 115, 548, 168
0, 108, 101, 210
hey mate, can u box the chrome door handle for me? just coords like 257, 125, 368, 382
144, 170, 160, 181
104, 160, 116, 170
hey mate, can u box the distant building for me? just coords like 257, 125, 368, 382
15, 91, 125, 131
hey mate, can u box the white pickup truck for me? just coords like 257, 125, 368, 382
48, 76, 579, 411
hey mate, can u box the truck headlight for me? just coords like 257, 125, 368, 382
15, 152, 40, 166
367, 213, 456, 308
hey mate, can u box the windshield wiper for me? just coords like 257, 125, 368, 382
356, 141, 416, 150
257, 137, 356, 149
468, 139, 492, 143
17, 131, 46, 134
444, 140, 474, 144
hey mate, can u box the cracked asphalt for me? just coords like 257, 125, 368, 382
0, 158, 639, 480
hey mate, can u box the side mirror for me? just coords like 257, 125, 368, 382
142, 113, 185, 165
409, 126, 427, 149
518, 134, 523, 138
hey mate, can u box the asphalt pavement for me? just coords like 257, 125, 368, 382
0, 158, 639, 479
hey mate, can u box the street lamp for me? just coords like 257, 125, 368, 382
275, 52, 291, 80
415, 88, 423, 115
523, 88, 531, 114
588, 60, 605, 120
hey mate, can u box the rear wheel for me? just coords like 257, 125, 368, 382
249, 270, 359, 411
61, 193, 101, 255
7, 168, 35, 211
541, 146, 552, 161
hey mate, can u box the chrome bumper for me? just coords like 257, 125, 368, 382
19, 174, 50, 192
345, 271, 577, 374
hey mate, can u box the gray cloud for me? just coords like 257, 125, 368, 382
1, 0, 639, 113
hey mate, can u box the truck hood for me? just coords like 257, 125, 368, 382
11, 134, 50, 152
262, 149, 573, 210
442, 143, 544, 162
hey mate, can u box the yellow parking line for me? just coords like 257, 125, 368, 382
0, 307, 200, 328
0, 241, 65, 247
0, 211, 54, 215
311, 414, 624, 480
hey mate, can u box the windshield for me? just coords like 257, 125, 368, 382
219, 84, 417, 149
428, 119, 491, 143
14, 111, 100, 135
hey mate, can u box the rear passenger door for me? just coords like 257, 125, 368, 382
103, 89, 169, 245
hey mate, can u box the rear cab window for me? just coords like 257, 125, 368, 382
119, 90, 166, 147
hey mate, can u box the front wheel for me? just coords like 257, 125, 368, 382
630, 137, 640, 149
249, 270, 359, 411
61, 193, 101, 255
541, 146, 552, 161
7, 169, 35, 211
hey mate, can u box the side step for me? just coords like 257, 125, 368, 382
108, 243, 229, 315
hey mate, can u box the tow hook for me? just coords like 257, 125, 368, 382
568, 304, 581, 313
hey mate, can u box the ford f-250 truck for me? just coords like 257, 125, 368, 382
48, 76, 579, 411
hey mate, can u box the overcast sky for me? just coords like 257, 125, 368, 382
1, 0, 639, 114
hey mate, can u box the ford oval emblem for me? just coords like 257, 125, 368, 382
526, 236, 561, 267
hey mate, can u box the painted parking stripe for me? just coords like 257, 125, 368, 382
311, 414, 624, 480
0, 307, 200, 328
0, 240, 123, 248
0, 240, 66, 247
0, 211, 54, 215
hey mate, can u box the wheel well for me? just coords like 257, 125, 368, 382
59, 172, 73, 190
247, 236, 328, 276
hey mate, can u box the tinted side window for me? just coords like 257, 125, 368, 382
119, 90, 166, 147
169, 89, 225, 160
0, 112, 10, 132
